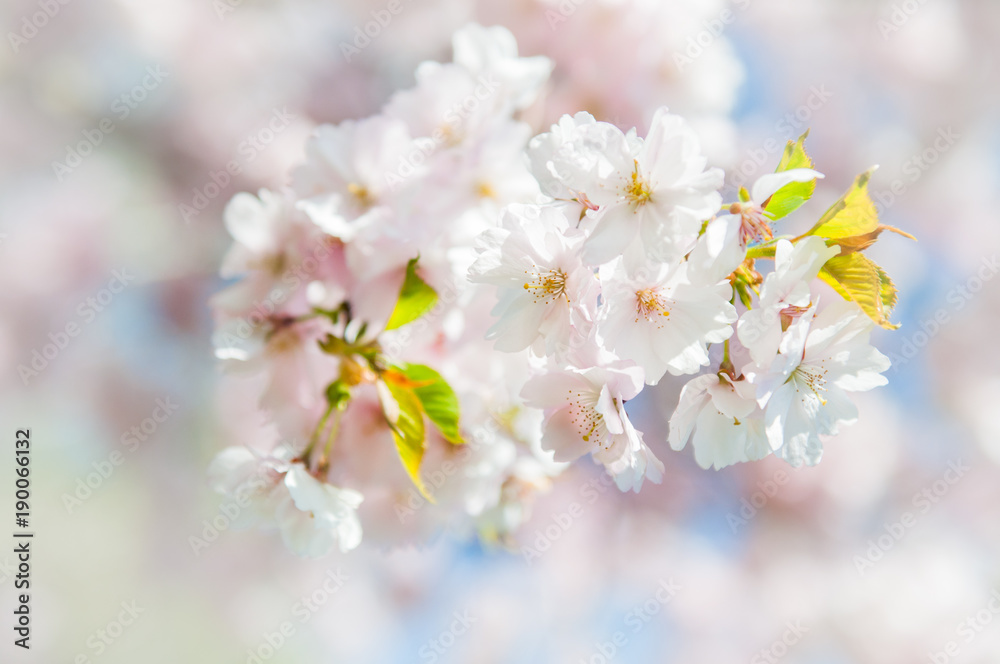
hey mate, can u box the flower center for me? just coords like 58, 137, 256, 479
347, 182, 374, 209
635, 287, 671, 326
267, 322, 301, 354
476, 182, 497, 199
793, 363, 828, 405
625, 160, 652, 209
524, 268, 570, 304
730, 202, 774, 246
568, 390, 604, 443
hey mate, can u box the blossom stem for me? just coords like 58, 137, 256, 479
303, 403, 335, 465
317, 408, 345, 475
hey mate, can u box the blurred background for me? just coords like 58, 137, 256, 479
1, 0, 999, 662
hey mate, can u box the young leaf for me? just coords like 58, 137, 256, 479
395, 364, 464, 445
776, 130, 813, 172
818, 252, 900, 330
824, 224, 916, 256
385, 258, 438, 331
377, 379, 434, 501
764, 131, 816, 220
805, 168, 880, 240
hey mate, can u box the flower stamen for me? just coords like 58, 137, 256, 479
523, 268, 570, 304
635, 287, 671, 326
625, 160, 652, 209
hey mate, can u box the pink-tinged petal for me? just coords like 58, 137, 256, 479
521, 371, 589, 410
668, 374, 716, 451
539, 405, 595, 463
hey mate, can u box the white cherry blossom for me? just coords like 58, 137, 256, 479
747, 300, 891, 467
669, 373, 771, 470
582, 108, 724, 265
737, 237, 840, 367
598, 259, 736, 384
521, 364, 663, 492
468, 204, 597, 353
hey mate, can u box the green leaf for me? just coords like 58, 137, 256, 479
325, 380, 352, 411
396, 364, 464, 445
818, 252, 900, 330
805, 168, 880, 240
764, 131, 816, 220
385, 258, 438, 331
317, 333, 348, 356
776, 130, 813, 172
378, 380, 433, 501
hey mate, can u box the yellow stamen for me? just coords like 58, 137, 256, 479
625, 160, 652, 209
635, 287, 671, 326
523, 268, 570, 304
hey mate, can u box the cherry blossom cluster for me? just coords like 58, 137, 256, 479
208, 23, 910, 557
476, 115, 911, 484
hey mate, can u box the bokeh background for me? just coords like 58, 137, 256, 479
2, 0, 999, 662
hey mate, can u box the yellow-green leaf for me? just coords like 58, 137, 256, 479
765, 131, 815, 220
776, 130, 813, 172
818, 252, 900, 330
385, 258, 438, 331
395, 364, 464, 445
378, 379, 433, 501
806, 168, 880, 240
824, 224, 916, 256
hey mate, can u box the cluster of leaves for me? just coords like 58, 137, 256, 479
743, 132, 914, 329
317, 258, 464, 501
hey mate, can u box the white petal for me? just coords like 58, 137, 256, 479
751, 169, 824, 205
